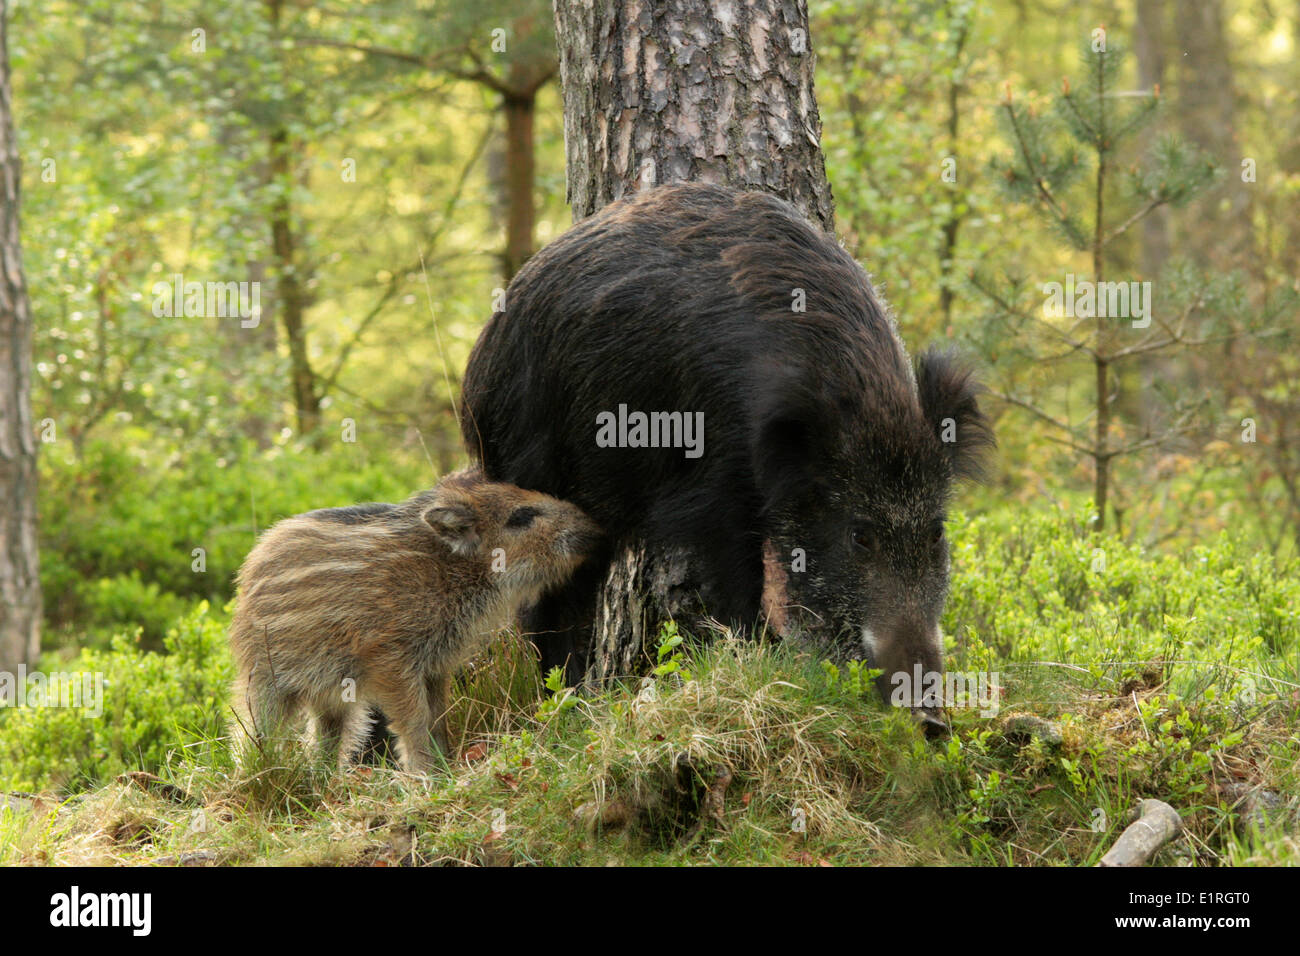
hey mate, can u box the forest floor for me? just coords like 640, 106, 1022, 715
2, 629, 1297, 866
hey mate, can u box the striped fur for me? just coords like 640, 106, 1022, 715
228, 467, 601, 773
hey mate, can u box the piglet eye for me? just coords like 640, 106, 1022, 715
506, 506, 540, 529
930, 524, 945, 546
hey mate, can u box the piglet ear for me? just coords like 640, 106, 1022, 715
915, 347, 996, 482
422, 505, 481, 556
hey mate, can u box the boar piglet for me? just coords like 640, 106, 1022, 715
228, 467, 601, 773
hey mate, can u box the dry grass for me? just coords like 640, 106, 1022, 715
2, 628, 1296, 867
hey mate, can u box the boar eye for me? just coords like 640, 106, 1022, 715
930, 523, 945, 546
506, 506, 540, 529
851, 527, 872, 552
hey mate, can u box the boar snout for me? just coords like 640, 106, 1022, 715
913, 707, 950, 739
865, 619, 947, 738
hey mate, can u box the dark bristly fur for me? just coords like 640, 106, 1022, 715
460, 184, 994, 731
228, 467, 601, 774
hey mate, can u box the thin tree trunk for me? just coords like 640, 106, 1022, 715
938, 18, 970, 327
1132, 0, 1173, 440
501, 88, 536, 280
0, 0, 42, 674
1134, 0, 1169, 276
1291, 2, 1300, 272
266, 0, 319, 444
269, 127, 320, 442
218, 120, 276, 447
1093, 73, 1110, 532
1175, 0, 1244, 267
552, 0, 834, 687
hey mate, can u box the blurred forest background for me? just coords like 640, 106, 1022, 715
10, 0, 1300, 656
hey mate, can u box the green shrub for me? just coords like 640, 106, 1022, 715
0, 601, 234, 793
71, 573, 196, 650
944, 504, 1299, 693
39, 436, 432, 648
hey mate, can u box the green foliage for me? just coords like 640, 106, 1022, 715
1055, 35, 1155, 154
1128, 134, 1222, 209
0, 602, 234, 793
1, 508, 1296, 864
965, 30, 1290, 537
536, 665, 580, 722
652, 620, 693, 681
820, 658, 882, 699
72, 573, 194, 650
990, 94, 1089, 249
817, 0, 997, 332
988, 35, 1215, 251
39, 435, 431, 649
945, 505, 1299, 679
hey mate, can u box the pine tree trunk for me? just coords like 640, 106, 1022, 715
268, 127, 320, 443
1175, 0, 1246, 268
552, 0, 834, 687
1132, 0, 1173, 441
502, 88, 537, 280
0, 0, 42, 675
554, 0, 833, 229
267, 0, 320, 445
1134, 0, 1169, 277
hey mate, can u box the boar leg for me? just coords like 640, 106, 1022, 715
232, 668, 299, 751
521, 559, 605, 686
374, 679, 437, 774
308, 706, 349, 767
335, 706, 373, 768
392, 725, 435, 775
427, 671, 454, 758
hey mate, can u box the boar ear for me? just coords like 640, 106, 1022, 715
422, 504, 481, 556
752, 381, 828, 506
915, 347, 995, 482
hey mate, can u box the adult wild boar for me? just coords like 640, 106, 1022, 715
460, 183, 993, 733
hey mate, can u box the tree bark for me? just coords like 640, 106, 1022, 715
217, 119, 277, 448
1134, 0, 1169, 277
268, 126, 320, 442
554, 0, 833, 229
938, 18, 970, 328
1175, 0, 1246, 268
1130, 0, 1173, 441
501, 88, 537, 280
266, 0, 320, 444
552, 0, 834, 688
0, 0, 42, 675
